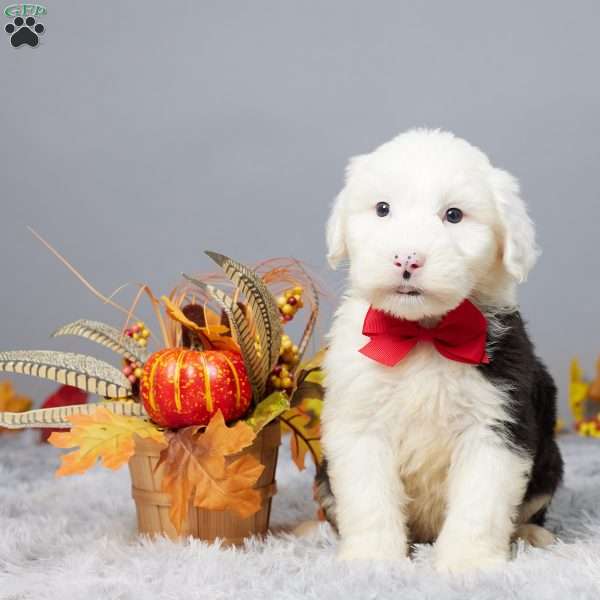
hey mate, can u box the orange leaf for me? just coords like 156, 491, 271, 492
281, 360, 324, 470
161, 296, 240, 353
193, 454, 264, 518
201, 410, 256, 455
48, 405, 166, 476
280, 410, 322, 470
162, 296, 229, 337
158, 410, 264, 533
159, 429, 198, 531
0, 380, 32, 413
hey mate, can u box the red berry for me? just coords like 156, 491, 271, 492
287, 296, 297, 306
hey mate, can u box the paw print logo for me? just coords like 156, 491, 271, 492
5, 16, 45, 47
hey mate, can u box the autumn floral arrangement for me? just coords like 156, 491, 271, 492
569, 357, 600, 437
0, 240, 324, 542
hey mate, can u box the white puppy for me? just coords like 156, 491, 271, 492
316, 129, 562, 573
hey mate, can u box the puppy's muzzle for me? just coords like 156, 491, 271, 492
393, 252, 425, 281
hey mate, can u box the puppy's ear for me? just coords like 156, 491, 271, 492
491, 168, 539, 283
326, 155, 367, 269
326, 190, 347, 269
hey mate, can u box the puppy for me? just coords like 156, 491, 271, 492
316, 129, 563, 572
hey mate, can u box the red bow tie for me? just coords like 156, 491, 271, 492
359, 300, 490, 367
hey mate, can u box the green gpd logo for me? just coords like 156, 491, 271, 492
4, 4, 46, 17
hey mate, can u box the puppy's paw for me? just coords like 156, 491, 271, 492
292, 520, 322, 537
337, 534, 408, 562
434, 541, 508, 574
513, 524, 556, 548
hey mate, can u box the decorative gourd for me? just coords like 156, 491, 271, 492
140, 348, 252, 428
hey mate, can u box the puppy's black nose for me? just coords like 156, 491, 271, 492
402, 270, 411, 280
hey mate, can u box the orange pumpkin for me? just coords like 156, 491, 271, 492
140, 348, 252, 428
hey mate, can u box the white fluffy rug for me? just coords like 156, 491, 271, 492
2, 432, 600, 600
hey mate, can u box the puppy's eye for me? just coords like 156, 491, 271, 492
376, 201, 390, 217
445, 207, 463, 224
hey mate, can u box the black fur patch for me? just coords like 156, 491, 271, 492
479, 311, 563, 513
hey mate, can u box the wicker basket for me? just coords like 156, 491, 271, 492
128, 420, 281, 544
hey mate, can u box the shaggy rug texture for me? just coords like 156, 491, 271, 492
1, 431, 600, 600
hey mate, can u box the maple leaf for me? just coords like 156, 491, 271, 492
281, 362, 324, 470
49, 405, 166, 476
280, 410, 322, 470
158, 411, 264, 533
193, 454, 264, 517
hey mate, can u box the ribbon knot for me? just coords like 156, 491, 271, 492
359, 299, 490, 367
418, 328, 435, 342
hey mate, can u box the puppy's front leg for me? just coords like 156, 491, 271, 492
328, 430, 408, 561
434, 426, 531, 573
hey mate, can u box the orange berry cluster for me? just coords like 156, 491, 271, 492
276, 286, 304, 322
270, 334, 300, 392
269, 286, 306, 393
121, 321, 150, 385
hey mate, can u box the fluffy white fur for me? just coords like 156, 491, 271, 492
2, 432, 600, 599
322, 129, 541, 572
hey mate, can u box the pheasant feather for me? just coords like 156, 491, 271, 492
0, 400, 148, 429
204, 251, 283, 380
52, 319, 149, 364
0, 351, 132, 399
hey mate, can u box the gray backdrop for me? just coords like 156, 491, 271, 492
1, 1, 599, 421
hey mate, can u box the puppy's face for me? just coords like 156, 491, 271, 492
327, 130, 538, 320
